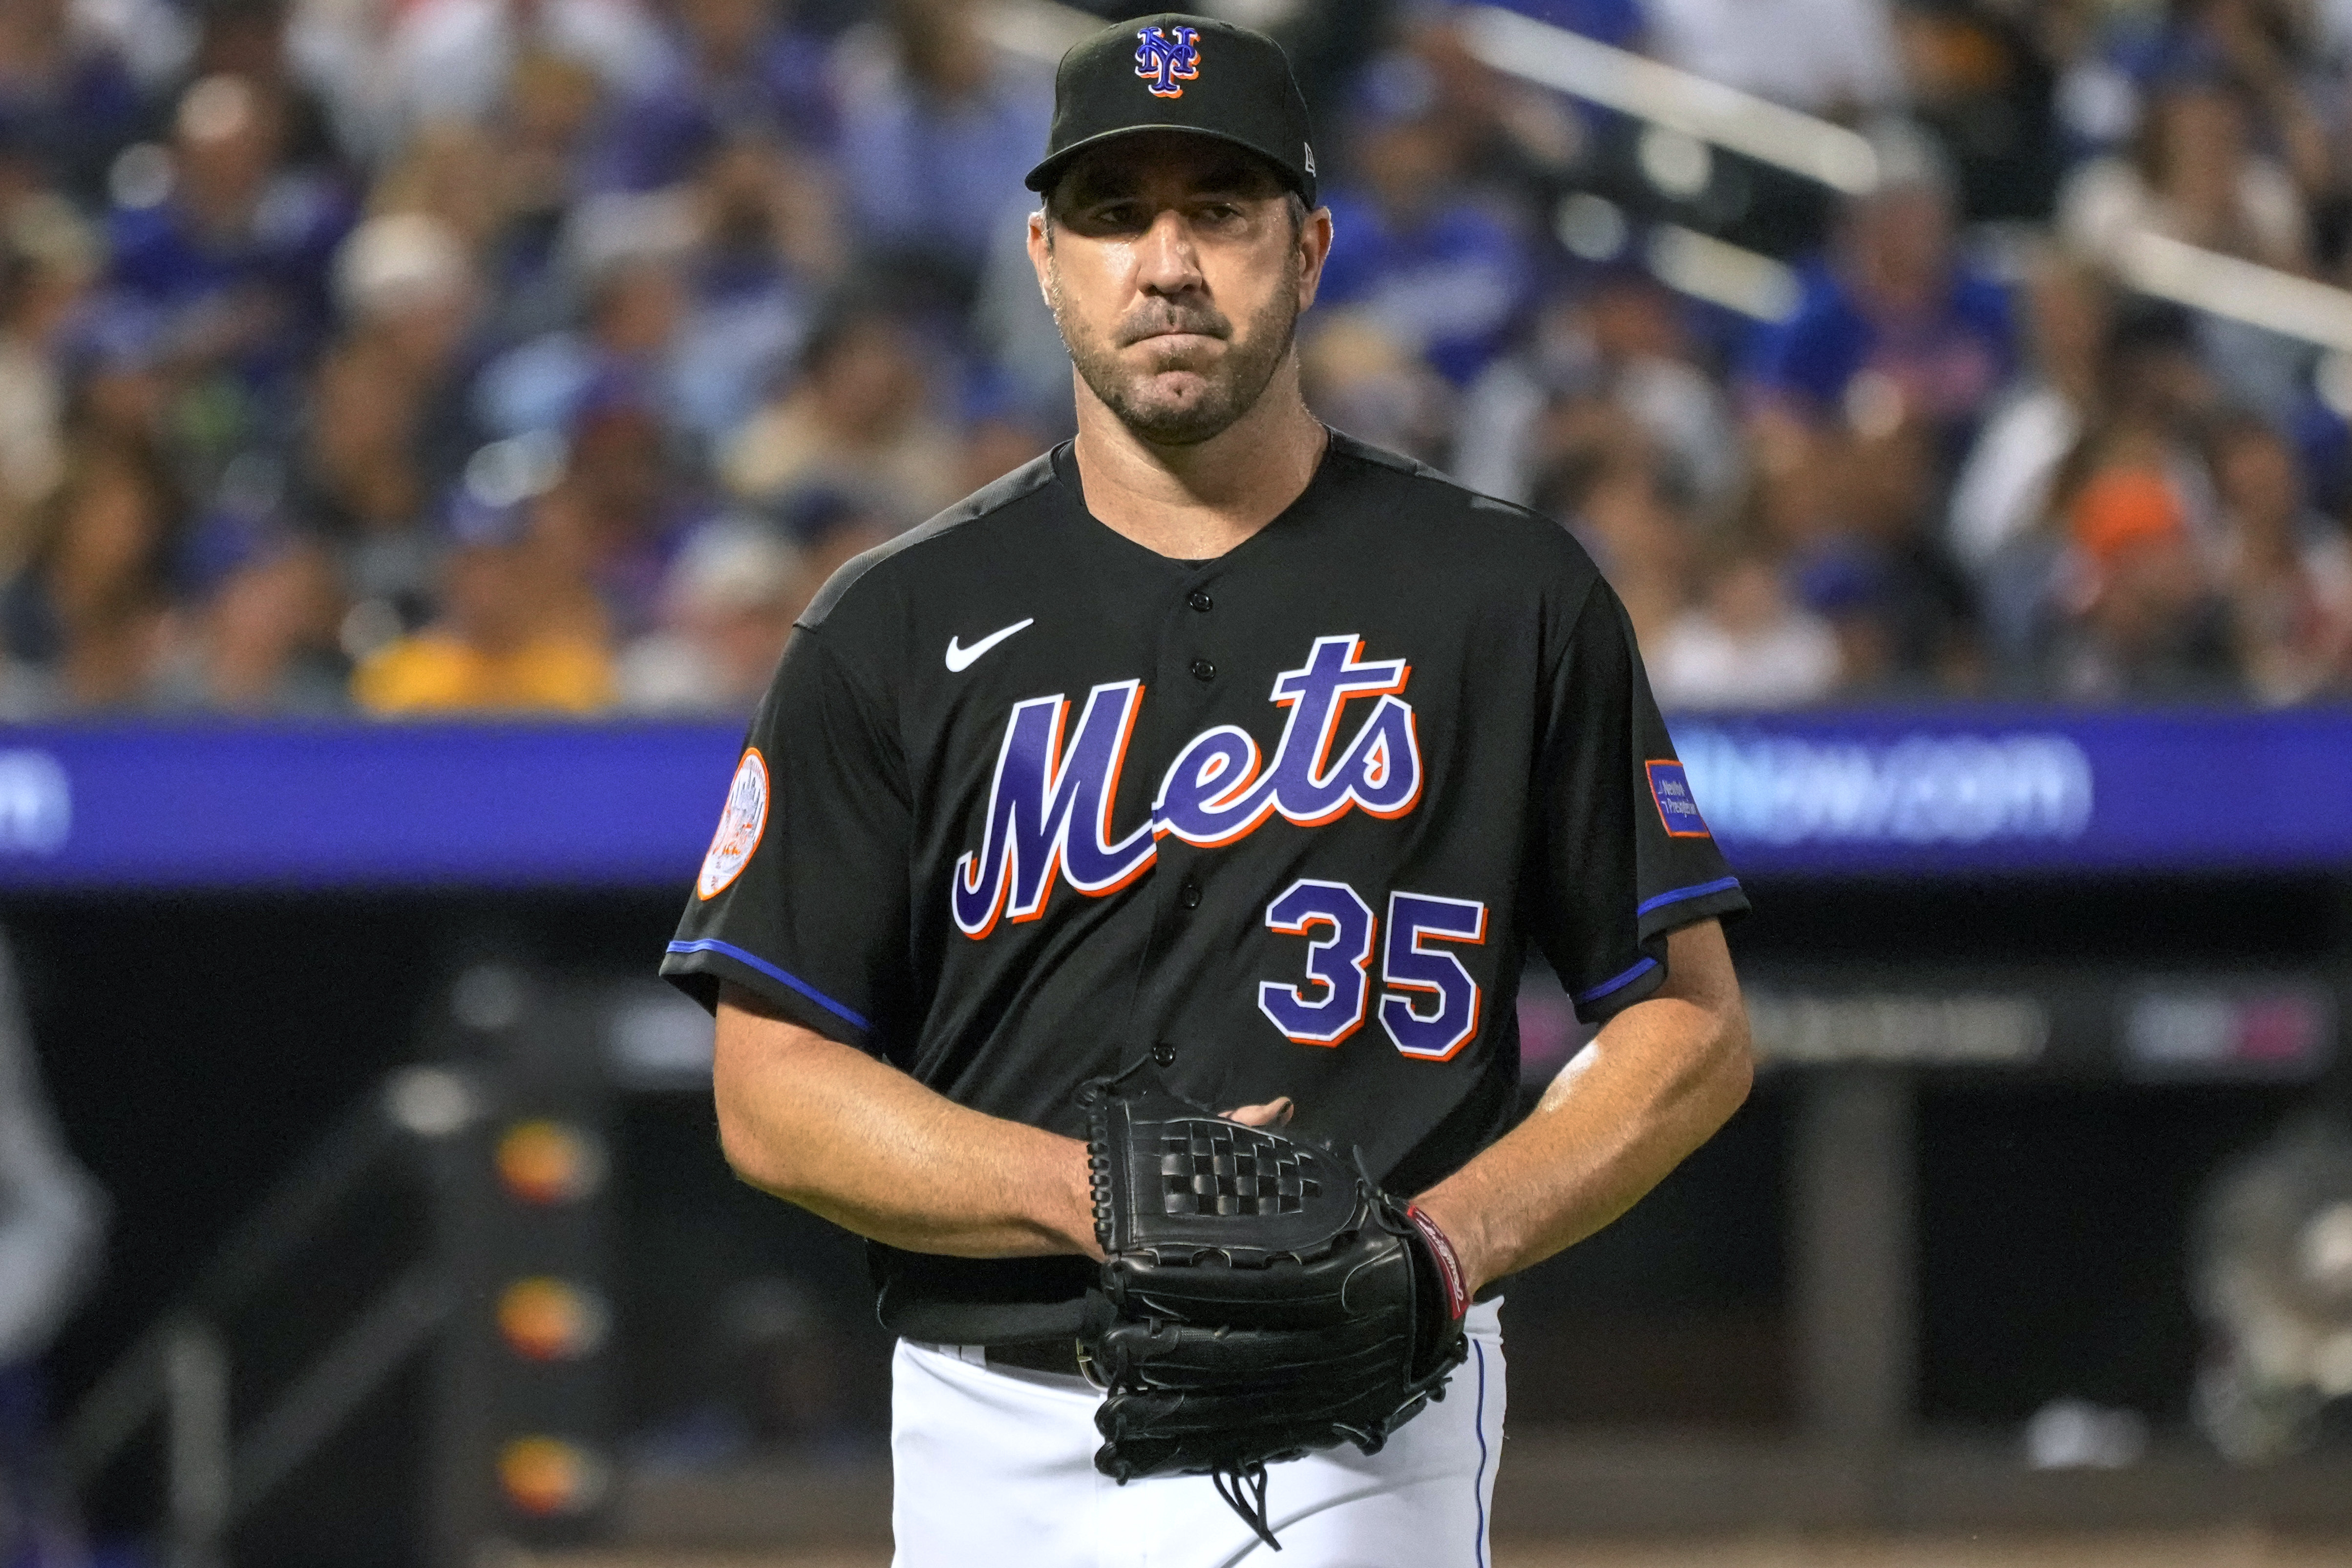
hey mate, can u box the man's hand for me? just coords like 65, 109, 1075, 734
1222, 1097, 1294, 1128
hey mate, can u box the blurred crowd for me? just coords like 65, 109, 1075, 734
2, 0, 2352, 717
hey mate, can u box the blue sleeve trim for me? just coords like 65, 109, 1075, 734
1572, 955, 1657, 1006
664, 938, 870, 1031
1635, 875, 1743, 919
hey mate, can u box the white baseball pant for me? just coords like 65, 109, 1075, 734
889, 1298, 1505, 1568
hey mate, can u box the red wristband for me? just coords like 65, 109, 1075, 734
1404, 1204, 1470, 1322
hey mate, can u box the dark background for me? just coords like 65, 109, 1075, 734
16, 866, 2346, 1541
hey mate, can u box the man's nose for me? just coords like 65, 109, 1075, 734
1133, 209, 1204, 296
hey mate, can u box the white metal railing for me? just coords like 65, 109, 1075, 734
2116, 230, 2352, 354
1457, 5, 1881, 194
1468, 4, 2352, 351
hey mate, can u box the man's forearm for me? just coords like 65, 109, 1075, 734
1411, 921, 1753, 1293
712, 984, 1101, 1259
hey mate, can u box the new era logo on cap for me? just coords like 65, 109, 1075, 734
1135, 24, 1202, 98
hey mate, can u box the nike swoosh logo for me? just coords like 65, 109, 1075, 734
945, 618, 1034, 672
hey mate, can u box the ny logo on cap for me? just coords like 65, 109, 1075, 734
1135, 25, 1202, 98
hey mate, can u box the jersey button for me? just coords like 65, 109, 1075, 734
1189, 658, 1215, 682
1151, 1042, 1178, 1067
1187, 590, 1213, 613
1178, 877, 1202, 910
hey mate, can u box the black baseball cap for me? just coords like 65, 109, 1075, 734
1024, 14, 1317, 207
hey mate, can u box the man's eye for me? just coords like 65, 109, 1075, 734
1199, 204, 1242, 223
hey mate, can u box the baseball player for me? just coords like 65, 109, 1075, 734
662, 14, 1754, 1565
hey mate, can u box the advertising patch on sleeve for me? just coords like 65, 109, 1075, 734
1645, 759, 1711, 838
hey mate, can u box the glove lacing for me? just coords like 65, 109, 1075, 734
1196, 1153, 1393, 1553
1211, 1460, 1280, 1551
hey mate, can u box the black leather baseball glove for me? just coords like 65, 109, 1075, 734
1075, 1064, 1470, 1549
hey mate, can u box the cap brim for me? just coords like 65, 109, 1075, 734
1023, 124, 1313, 202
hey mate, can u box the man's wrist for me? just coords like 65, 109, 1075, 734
1058, 1135, 1107, 1260
1405, 1188, 1494, 1298
1404, 1204, 1471, 1320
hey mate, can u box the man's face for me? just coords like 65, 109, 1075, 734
1030, 132, 1329, 446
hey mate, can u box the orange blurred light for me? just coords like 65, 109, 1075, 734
496, 1435, 607, 1517
497, 1276, 608, 1361
494, 1119, 604, 1205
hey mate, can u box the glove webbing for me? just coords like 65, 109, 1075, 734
1211, 1459, 1280, 1551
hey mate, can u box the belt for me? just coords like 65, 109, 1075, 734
983, 1337, 1087, 1378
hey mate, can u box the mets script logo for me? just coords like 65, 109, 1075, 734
953, 636, 1420, 938
1135, 25, 1202, 98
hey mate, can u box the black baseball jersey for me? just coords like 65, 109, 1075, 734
662, 431, 1747, 1341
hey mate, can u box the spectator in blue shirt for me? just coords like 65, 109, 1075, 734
103, 75, 354, 407
487, 143, 836, 451
472, 190, 693, 442
666, 140, 834, 444
0, 0, 146, 204
834, 0, 1052, 306
1741, 125, 2013, 457
552, 380, 715, 640
1314, 53, 1535, 387
584, 0, 835, 193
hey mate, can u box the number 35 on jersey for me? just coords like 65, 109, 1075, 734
1260, 881, 1487, 1062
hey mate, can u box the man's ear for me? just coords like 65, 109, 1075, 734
1296, 206, 1334, 313
1027, 209, 1055, 309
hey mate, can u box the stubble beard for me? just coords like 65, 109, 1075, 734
1051, 251, 1301, 446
